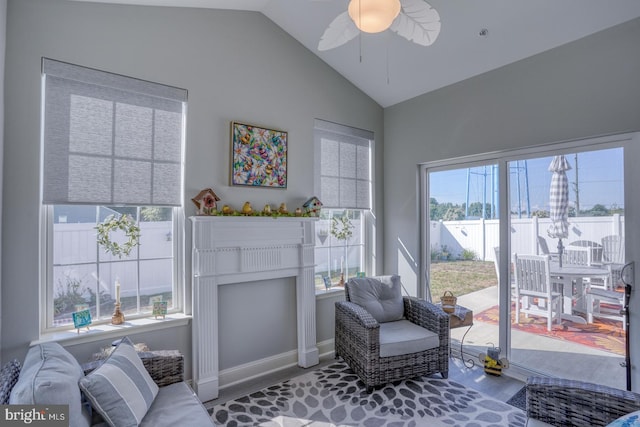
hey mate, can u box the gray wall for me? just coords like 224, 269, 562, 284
1, 0, 383, 372
383, 18, 640, 384
0, 0, 5, 359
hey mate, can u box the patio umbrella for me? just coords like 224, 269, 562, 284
547, 155, 571, 267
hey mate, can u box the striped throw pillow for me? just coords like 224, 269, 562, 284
79, 337, 159, 427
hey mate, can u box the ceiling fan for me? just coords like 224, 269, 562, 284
317, 0, 441, 51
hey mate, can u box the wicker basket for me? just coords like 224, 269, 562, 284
83, 349, 184, 387
441, 291, 457, 313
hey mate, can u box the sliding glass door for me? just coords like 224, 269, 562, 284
421, 133, 636, 388
425, 163, 501, 364
507, 147, 626, 389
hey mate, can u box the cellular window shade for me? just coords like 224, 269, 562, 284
42, 58, 187, 206
314, 119, 372, 210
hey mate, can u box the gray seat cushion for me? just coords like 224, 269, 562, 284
347, 275, 404, 323
10, 342, 91, 427
378, 320, 440, 358
140, 382, 215, 426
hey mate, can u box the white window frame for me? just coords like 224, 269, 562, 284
39, 59, 186, 333
41, 205, 185, 332
313, 119, 375, 289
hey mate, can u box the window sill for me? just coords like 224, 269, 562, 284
33, 313, 191, 347
316, 287, 345, 300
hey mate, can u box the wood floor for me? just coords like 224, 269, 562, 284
204, 353, 525, 409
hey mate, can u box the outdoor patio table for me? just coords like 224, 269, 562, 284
549, 261, 610, 323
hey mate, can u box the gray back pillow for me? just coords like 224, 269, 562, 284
10, 342, 91, 427
347, 275, 404, 323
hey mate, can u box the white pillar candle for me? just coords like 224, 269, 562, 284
115, 279, 120, 304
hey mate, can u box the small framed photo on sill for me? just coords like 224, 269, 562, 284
230, 121, 288, 189
72, 309, 92, 333
153, 301, 168, 319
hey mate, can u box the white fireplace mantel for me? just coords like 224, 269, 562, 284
190, 216, 319, 401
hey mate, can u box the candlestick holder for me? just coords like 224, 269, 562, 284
112, 302, 125, 325
339, 273, 345, 286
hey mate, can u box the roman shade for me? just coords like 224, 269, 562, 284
41, 58, 187, 206
314, 119, 372, 210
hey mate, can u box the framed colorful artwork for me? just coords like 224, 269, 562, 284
231, 121, 288, 188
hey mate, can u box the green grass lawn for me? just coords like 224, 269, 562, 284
429, 260, 497, 303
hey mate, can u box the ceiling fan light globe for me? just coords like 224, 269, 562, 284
348, 0, 401, 33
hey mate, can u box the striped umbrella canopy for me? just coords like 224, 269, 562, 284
547, 155, 571, 265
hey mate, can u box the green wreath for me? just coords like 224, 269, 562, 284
330, 214, 353, 241
96, 214, 141, 258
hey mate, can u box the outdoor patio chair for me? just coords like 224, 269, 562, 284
568, 240, 604, 264
564, 243, 608, 290
334, 275, 449, 393
586, 287, 625, 331
602, 235, 625, 289
562, 244, 593, 266
537, 236, 558, 260
514, 254, 562, 331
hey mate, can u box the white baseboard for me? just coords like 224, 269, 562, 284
218, 339, 335, 391
219, 350, 299, 390
317, 338, 335, 359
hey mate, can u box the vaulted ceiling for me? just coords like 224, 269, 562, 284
71, 0, 640, 107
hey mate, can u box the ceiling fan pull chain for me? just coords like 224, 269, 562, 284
358, 0, 362, 63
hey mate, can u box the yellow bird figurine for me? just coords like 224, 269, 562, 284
242, 201, 253, 215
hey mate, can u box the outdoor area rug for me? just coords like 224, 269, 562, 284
208, 361, 526, 426
475, 304, 625, 356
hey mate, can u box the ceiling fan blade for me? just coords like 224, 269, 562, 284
318, 11, 359, 51
390, 0, 441, 46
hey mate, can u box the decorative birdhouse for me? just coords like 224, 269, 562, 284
302, 196, 323, 217
191, 188, 221, 215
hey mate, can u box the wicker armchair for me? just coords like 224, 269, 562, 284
527, 376, 640, 426
335, 275, 449, 393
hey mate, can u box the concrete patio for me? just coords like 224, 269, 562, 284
450, 286, 627, 390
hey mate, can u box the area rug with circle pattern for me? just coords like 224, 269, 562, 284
475, 303, 625, 356
208, 361, 526, 426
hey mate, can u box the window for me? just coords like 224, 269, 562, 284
41, 58, 187, 331
313, 119, 373, 291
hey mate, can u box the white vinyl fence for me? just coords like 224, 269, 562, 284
430, 214, 624, 262
53, 221, 173, 299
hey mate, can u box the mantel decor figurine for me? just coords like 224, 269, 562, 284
303, 196, 323, 217
192, 188, 221, 215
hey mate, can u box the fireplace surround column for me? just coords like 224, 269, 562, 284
190, 216, 319, 401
